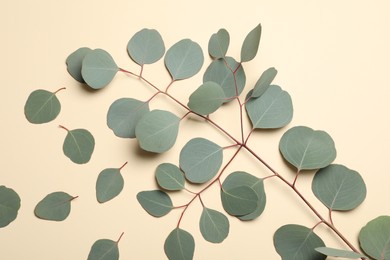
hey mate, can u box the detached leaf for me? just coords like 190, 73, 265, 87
208, 29, 230, 59
164, 228, 195, 260
241, 23, 262, 62
24, 89, 62, 124
0, 186, 21, 228
62, 127, 95, 164
96, 166, 125, 203
188, 81, 225, 115
88, 238, 120, 260
155, 163, 185, 191
251, 67, 278, 98
136, 190, 172, 217
315, 247, 366, 259
359, 215, 390, 260
66, 47, 92, 83
220, 186, 258, 216
34, 192, 74, 221
199, 208, 229, 243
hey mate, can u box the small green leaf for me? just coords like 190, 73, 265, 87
81, 49, 119, 89
203, 57, 246, 101
0, 186, 21, 228
279, 126, 336, 171
34, 191, 75, 221
165, 39, 204, 80
96, 166, 125, 203
179, 138, 223, 184
315, 247, 366, 259
24, 89, 62, 124
245, 85, 293, 129
135, 110, 180, 153
199, 208, 229, 243
312, 164, 366, 211
241, 23, 262, 62
107, 98, 150, 138
155, 163, 185, 191
251, 67, 278, 98
220, 186, 258, 216
359, 215, 390, 260
127, 28, 165, 65
62, 127, 95, 164
66, 47, 92, 83
274, 224, 326, 260
208, 29, 229, 59
164, 228, 195, 260
136, 190, 173, 217
87, 238, 120, 260
188, 82, 225, 115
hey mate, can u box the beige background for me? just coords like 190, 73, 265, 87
1, 0, 390, 259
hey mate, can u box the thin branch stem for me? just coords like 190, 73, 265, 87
165, 79, 175, 92
180, 111, 191, 121
54, 87, 66, 94
116, 232, 125, 243
139, 65, 144, 78
329, 209, 334, 226
58, 125, 69, 132
292, 170, 301, 187
311, 220, 325, 231
119, 161, 128, 171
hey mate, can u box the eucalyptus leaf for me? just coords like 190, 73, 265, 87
241, 23, 262, 62
34, 191, 74, 221
279, 126, 336, 171
208, 29, 230, 59
107, 98, 150, 138
199, 207, 229, 243
0, 186, 21, 228
315, 247, 366, 259
82, 49, 119, 89
179, 138, 223, 184
155, 163, 185, 191
135, 110, 180, 153
273, 224, 326, 260
164, 228, 195, 260
88, 239, 119, 260
220, 186, 258, 216
62, 127, 95, 164
127, 28, 165, 65
165, 39, 204, 80
188, 82, 225, 115
251, 67, 278, 98
136, 190, 172, 217
312, 164, 366, 211
359, 215, 390, 260
24, 89, 61, 124
66, 47, 92, 83
96, 167, 124, 203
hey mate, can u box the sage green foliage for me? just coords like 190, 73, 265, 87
208, 29, 229, 59
312, 164, 366, 211
34, 192, 73, 221
240, 23, 261, 62
251, 67, 277, 98
136, 190, 172, 217
0, 186, 21, 228
220, 186, 258, 216
62, 128, 95, 164
359, 216, 390, 260
96, 168, 124, 203
24, 89, 61, 124
155, 163, 185, 191
315, 247, 366, 259
187, 81, 225, 115
164, 228, 195, 260
66, 47, 92, 83
273, 224, 326, 260
88, 239, 119, 260
199, 208, 229, 243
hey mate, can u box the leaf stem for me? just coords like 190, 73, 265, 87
139, 65, 144, 78
70, 196, 79, 201
116, 232, 124, 243
119, 161, 128, 171
180, 111, 191, 121
311, 220, 325, 231
329, 209, 334, 226
292, 170, 301, 187
54, 87, 66, 94
58, 125, 69, 132
165, 79, 175, 92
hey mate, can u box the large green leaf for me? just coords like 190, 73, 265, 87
279, 126, 336, 171
179, 138, 223, 184
34, 191, 74, 221
24, 89, 61, 124
127, 28, 165, 65
188, 81, 225, 115
66, 47, 92, 83
208, 29, 229, 59
312, 164, 366, 211
315, 247, 366, 259
0, 186, 21, 228
96, 167, 125, 203
62, 127, 95, 164
220, 186, 258, 216
274, 224, 326, 260
81, 49, 119, 89
359, 215, 390, 260
245, 85, 293, 129
251, 67, 278, 98
107, 98, 150, 138
222, 171, 266, 221
203, 56, 246, 101
136, 190, 172, 217
165, 39, 204, 80
241, 23, 262, 62
135, 110, 180, 153
164, 228, 195, 260
199, 207, 229, 243
155, 163, 185, 191
87, 238, 119, 260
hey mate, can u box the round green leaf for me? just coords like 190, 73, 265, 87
179, 138, 223, 184
66, 47, 92, 83
241, 23, 262, 62
81, 49, 119, 89
245, 85, 293, 129
279, 126, 336, 171
251, 67, 278, 98
312, 164, 366, 211
164, 228, 195, 260
135, 110, 180, 153
87, 239, 119, 260
199, 207, 229, 243
34, 191, 74, 221
155, 163, 185, 191
203, 56, 246, 101
24, 89, 61, 124
107, 98, 150, 138
127, 28, 165, 65
220, 186, 258, 216
359, 215, 390, 260
208, 28, 229, 59
136, 190, 172, 217
315, 247, 366, 259
96, 168, 124, 203
165, 39, 204, 80
274, 224, 326, 260
188, 81, 225, 115
0, 186, 21, 228
222, 171, 266, 221
62, 128, 95, 164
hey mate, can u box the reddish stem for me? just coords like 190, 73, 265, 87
139, 65, 144, 78
116, 232, 124, 243
180, 111, 191, 121
70, 196, 79, 202
58, 125, 69, 132
119, 161, 128, 171
292, 170, 301, 187
54, 87, 66, 94
165, 79, 175, 92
